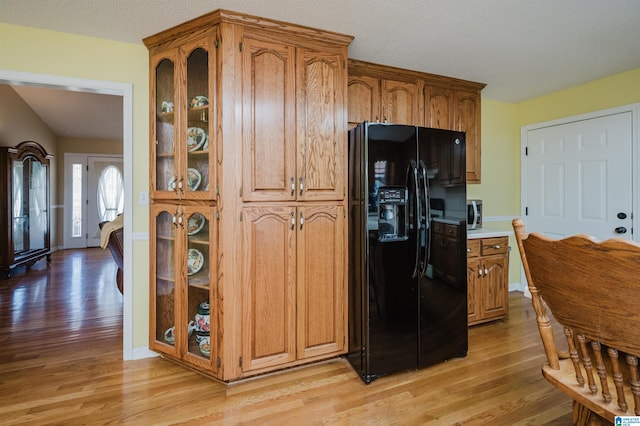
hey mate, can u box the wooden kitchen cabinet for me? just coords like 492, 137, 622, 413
241, 204, 346, 374
348, 64, 422, 127
467, 237, 509, 326
145, 9, 352, 381
348, 59, 484, 183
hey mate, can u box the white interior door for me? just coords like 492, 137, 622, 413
524, 110, 633, 240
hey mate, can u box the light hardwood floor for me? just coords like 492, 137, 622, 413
0, 248, 573, 425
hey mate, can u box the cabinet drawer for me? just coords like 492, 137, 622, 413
434, 222, 459, 237
467, 239, 481, 258
481, 237, 509, 256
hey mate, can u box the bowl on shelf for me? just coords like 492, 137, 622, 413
199, 337, 210, 357
190, 95, 208, 109
163, 326, 175, 344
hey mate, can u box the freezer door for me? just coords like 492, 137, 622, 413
363, 124, 420, 379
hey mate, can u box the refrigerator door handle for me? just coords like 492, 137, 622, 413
418, 161, 430, 277
409, 161, 420, 279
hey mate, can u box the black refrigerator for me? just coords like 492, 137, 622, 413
347, 122, 468, 383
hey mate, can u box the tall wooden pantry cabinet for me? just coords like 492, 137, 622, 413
144, 9, 353, 382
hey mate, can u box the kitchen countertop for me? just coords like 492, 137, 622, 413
467, 227, 511, 239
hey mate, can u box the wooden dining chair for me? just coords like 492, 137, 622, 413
513, 218, 640, 425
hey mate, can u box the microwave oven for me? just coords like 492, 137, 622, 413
467, 200, 482, 230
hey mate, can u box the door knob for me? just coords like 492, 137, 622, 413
615, 226, 627, 234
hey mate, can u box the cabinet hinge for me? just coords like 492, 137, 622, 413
423, 86, 426, 96
216, 357, 221, 368
240, 211, 243, 222
216, 186, 220, 196
239, 42, 243, 52
215, 38, 220, 48
239, 186, 243, 197
216, 211, 220, 220
239, 356, 243, 367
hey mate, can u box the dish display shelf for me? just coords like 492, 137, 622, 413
150, 203, 218, 371
151, 40, 217, 201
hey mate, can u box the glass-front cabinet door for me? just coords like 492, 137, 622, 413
151, 33, 217, 201
150, 204, 218, 372
182, 41, 216, 201
152, 51, 179, 199
150, 205, 180, 358
183, 205, 217, 370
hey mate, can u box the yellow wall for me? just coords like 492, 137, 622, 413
0, 23, 151, 350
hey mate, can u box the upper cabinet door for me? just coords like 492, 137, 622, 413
453, 89, 481, 183
150, 33, 218, 201
424, 86, 453, 130
241, 37, 296, 202
381, 79, 421, 126
348, 74, 380, 126
151, 50, 180, 198
182, 38, 217, 201
296, 48, 347, 202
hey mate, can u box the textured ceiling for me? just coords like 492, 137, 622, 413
1, 0, 640, 139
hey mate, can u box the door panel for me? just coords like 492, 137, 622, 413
241, 206, 296, 371
297, 205, 345, 359
296, 48, 346, 201
526, 111, 632, 240
242, 37, 296, 202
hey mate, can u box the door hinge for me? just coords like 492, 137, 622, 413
239, 42, 243, 52
216, 357, 221, 368
239, 356, 243, 367
525, 146, 528, 156
525, 207, 529, 216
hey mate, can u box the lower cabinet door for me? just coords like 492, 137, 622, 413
241, 206, 297, 372
296, 205, 346, 359
240, 204, 347, 373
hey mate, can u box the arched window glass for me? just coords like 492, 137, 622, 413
97, 165, 124, 222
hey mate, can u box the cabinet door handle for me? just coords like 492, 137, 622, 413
291, 211, 295, 230
299, 177, 304, 196
492, 245, 501, 249
299, 211, 304, 230
484, 267, 489, 275
290, 177, 295, 196
478, 266, 483, 277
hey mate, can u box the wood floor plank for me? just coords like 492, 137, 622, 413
0, 248, 574, 425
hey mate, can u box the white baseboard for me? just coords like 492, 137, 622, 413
130, 346, 159, 361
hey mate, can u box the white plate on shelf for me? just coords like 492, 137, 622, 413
167, 176, 177, 191
167, 169, 201, 191
187, 127, 207, 152
187, 212, 206, 236
187, 248, 204, 276
186, 168, 201, 191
